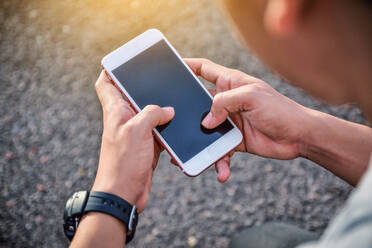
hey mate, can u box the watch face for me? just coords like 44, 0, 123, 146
63, 191, 139, 244
63, 191, 89, 241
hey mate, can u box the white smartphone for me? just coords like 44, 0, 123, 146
101, 29, 242, 176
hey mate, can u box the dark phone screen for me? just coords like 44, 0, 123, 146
112, 40, 233, 162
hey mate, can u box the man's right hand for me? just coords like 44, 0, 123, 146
186, 58, 312, 170
186, 58, 372, 186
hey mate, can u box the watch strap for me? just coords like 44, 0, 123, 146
84, 191, 139, 243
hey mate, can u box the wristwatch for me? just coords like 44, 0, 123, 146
63, 191, 139, 244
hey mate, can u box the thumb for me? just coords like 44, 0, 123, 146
202, 86, 252, 129
135, 105, 175, 132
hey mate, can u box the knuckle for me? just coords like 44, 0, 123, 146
103, 102, 119, 115
102, 102, 112, 112
104, 102, 134, 124
251, 83, 266, 95
213, 93, 225, 105
144, 104, 160, 114
218, 71, 233, 86
213, 92, 233, 118
212, 93, 226, 114
229, 69, 240, 75
230, 69, 244, 80
123, 120, 137, 134
119, 111, 134, 124
258, 81, 272, 90
243, 83, 258, 93
201, 58, 212, 65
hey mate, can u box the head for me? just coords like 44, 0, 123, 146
220, 0, 372, 115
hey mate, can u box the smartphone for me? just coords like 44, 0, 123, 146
101, 29, 242, 176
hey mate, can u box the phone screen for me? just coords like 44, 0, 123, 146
112, 40, 233, 163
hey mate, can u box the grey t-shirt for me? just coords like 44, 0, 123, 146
298, 157, 372, 248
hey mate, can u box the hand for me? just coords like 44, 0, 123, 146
185, 59, 311, 178
92, 71, 175, 213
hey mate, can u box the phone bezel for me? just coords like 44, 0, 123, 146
101, 29, 242, 176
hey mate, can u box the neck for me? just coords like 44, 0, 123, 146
333, 1, 372, 122
288, 0, 372, 119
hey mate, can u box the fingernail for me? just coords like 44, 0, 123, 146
202, 112, 212, 127
163, 106, 175, 116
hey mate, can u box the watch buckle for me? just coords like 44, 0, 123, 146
127, 205, 137, 234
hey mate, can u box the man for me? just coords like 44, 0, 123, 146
68, 0, 372, 247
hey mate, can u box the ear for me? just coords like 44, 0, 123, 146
264, 0, 306, 37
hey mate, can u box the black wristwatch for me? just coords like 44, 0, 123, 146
63, 191, 139, 244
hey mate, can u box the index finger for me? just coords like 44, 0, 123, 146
185, 58, 228, 85
184, 58, 251, 93
95, 70, 124, 109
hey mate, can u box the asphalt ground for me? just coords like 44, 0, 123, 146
0, 0, 367, 247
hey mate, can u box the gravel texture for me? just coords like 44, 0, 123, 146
0, 0, 367, 247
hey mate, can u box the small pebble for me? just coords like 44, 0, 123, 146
187, 236, 197, 247
37, 184, 45, 192
35, 215, 43, 223
6, 200, 14, 208
166, 175, 173, 182
40, 156, 47, 164
265, 165, 273, 172
78, 168, 85, 176
65, 180, 73, 188
5, 152, 13, 160
25, 223, 32, 230
3, 115, 12, 123
30, 145, 38, 156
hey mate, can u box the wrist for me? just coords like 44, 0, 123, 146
297, 107, 340, 163
297, 107, 323, 159
70, 202, 129, 247
91, 179, 138, 206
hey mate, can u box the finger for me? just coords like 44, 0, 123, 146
215, 155, 231, 183
95, 70, 123, 109
185, 58, 250, 93
185, 58, 231, 86
170, 158, 178, 166
133, 105, 175, 133
154, 139, 164, 153
228, 149, 235, 157
202, 86, 253, 129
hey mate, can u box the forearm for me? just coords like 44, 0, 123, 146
70, 212, 126, 248
299, 108, 372, 186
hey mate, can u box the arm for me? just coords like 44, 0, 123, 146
68, 70, 240, 247
300, 108, 372, 186
186, 58, 372, 186
70, 212, 128, 248
69, 71, 175, 247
